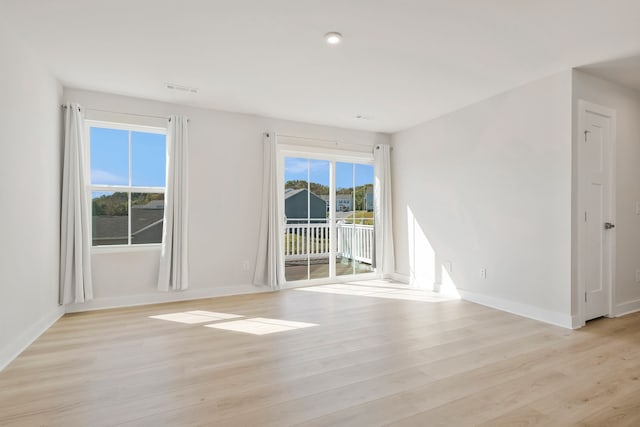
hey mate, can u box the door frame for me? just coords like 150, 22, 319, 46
576, 100, 616, 326
276, 139, 379, 289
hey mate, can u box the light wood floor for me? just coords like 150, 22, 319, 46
2, 282, 640, 426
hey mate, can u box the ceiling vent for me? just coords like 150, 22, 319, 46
166, 83, 198, 94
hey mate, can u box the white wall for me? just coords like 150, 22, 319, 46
572, 70, 640, 316
391, 71, 574, 327
0, 25, 64, 369
63, 88, 389, 311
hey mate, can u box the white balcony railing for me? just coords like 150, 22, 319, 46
284, 220, 374, 265
336, 223, 374, 264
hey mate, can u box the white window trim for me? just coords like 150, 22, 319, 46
85, 119, 167, 250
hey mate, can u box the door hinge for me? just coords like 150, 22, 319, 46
584, 211, 587, 222
585, 292, 587, 303
584, 130, 591, 141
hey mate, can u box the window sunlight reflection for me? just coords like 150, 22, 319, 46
407, 207, 436, 288
295, 284, 460, 302
149, 311, 243, 324
440, 266, 462, 299
204, 318, 318, 335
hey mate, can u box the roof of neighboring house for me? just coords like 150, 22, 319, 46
284, 188, 306, 199
93, 208, 164, 244
133, 200, 164, 209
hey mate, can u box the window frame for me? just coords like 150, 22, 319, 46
85, 119, 168, 252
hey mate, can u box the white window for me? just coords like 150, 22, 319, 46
86, 121, 167, 247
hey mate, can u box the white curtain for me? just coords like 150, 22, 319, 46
374, 144, 395, 278
60, 103, 93, 304
158, 116, 189, 291
253, 132, 283, 289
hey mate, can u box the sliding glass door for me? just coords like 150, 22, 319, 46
335, 162, 375, 277
282, 154, 375, 284
283, 157, 331, 281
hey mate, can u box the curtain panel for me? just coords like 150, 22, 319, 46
60, 103, 93, 304
158, 116, 190, 291
374, 144, 395, 278
253, 132, 283, 289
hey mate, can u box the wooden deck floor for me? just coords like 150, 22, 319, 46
1, 282, 640, 426
285, 259, 373, 281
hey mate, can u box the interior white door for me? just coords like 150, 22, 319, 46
581, 106, 614, 321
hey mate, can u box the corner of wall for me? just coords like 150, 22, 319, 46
0, 306, 64, 372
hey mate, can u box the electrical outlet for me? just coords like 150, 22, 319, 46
242, 260, 250, 272
480, 268, 487, 279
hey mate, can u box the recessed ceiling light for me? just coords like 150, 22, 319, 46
324, 32, 342, 45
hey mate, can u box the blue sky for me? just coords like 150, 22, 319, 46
285, 157, 373, 189
90, 127, 166, 191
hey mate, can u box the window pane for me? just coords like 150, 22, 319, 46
90, 127, 129, 185
132, 132, 166, 187
353, 164, 374, 274
92, 191, 128, 246
283, 157, 330, 282
336, 163, 374, 276
131, 193, 164, 244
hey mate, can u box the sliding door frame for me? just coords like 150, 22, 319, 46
276, 140, 379, 289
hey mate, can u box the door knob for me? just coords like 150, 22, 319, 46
605, 222, 615, 229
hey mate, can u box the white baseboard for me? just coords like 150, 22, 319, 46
390, 272, 410, 284
65, 284, 269, 313
614, 299, 640, 317
0, 306, 65, 372
457, 289, 574, 329
571, 315, 583, 329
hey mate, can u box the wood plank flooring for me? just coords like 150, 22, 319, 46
1, 281, 640, 426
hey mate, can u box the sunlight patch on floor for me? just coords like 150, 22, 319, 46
204, 318, 318, 335
295, 284, 460, 302
149, 311, 244, 324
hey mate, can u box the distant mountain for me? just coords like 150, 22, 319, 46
92, 192, 164, 216
285, 180, 373, 211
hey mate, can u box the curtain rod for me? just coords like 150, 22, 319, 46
60, 105, 189, 122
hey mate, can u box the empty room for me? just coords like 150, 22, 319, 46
3, 1, 640, 425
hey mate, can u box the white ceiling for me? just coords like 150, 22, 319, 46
3, 0, 640, 133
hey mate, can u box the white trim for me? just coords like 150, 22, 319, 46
458, 289, 574, 329
614, 299, 640, 317
92, 244, 162, 254
86, 120, 167, 251
85, 118, 167, 133
278, 144, 374, 163
90, 185, 165, 193
279, 272, 380, 290
0, 307, 65, 372
576, 100, 617, 327
277, 143, 378, 287
571, 315, 582, 329
64, 284, 268, 313
390, 272, 411, 284
277, 134, 375, 158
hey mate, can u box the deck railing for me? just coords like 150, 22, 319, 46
336, 223, 374, 264
284, 220, 374, 264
